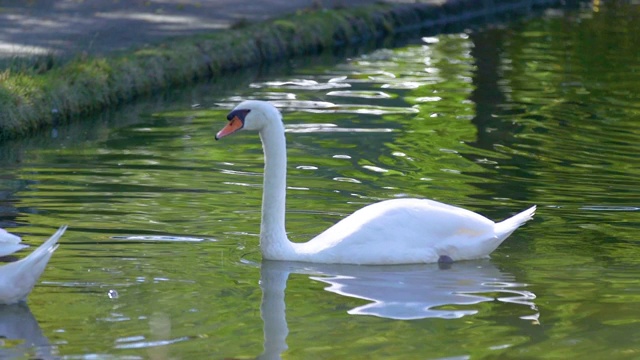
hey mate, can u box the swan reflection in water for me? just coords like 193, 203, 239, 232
0, 303, 54, 359
257, 259, 538, 359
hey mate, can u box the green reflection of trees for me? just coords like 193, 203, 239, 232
471, 2, 640, 357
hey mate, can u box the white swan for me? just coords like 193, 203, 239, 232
0, 226, 66, 304
215, 100, 535, 265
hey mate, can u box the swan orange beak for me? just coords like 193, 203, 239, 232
215, 109, 251, 140
215, 117, 243, 140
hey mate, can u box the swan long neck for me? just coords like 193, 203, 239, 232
259, 119, 295, 260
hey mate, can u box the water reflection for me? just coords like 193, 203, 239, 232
0, 303, 53, 359
258, 260, 538, 359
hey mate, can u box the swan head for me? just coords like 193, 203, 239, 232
215, 100, 282, 140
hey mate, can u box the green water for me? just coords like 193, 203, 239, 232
1, 2, 639, 359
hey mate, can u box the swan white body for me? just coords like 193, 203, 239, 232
216, 100, 535, 265
0, 226, 66, 304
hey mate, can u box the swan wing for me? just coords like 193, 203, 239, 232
302, 199, 499, 264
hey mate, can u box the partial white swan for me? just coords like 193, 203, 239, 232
216, 100, 535, 265
0, 226, 66, 304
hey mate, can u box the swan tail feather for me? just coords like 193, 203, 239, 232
495, 205, 536, 239
0, 225, 66, 304
16, 225, 66, 278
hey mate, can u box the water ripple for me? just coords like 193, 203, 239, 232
326, 90, 392, 99
580, 206, 639, 212
285, 123, 393, 133
250, 78, 351, 90
111, 235, 213, 242
114, 337, 190, 350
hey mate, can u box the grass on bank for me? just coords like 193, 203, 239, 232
0, 0, 536, 141
0, 2, 426, 141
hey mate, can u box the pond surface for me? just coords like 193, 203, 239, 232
1, 2, 639, 359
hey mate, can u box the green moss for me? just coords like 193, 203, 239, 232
0, 3, 380, 140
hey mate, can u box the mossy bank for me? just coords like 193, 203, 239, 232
0, 0, 581, 141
